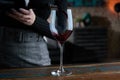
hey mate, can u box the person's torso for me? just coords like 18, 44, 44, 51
0, 0, 53, 67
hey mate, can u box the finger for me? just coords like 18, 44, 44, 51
22, 20, 32, 26
11, 9, 23, 17
19, 8, 30, 15
7, 13, 18, 20
7, 12, 31, 25
20, 17, 31, 22
8, 12, 27, 22
11, 9, 30, 19
20, 14, 31, 20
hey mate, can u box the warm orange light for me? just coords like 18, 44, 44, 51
107, 0, 120, 13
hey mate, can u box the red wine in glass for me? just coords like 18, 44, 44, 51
52, 30, 73, 45
50, 9, 73, 76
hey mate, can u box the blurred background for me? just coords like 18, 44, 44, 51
47, 0, 120, 65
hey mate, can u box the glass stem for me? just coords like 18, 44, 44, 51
58, 42, 65, 73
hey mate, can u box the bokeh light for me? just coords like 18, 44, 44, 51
107, 0, 120, 13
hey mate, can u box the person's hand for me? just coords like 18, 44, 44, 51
7, 8, 36, 26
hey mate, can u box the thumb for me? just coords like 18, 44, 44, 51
29, 9, 34, 14
19, 8, 30, 14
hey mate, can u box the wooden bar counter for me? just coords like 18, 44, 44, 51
0, 62, 120, 80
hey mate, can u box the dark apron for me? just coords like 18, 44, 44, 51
0, 27, 51, 68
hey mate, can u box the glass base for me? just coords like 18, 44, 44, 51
51, 69, 72, 76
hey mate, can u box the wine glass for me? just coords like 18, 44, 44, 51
50, 9, 73, 76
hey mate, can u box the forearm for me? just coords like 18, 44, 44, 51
31, 0, 68, 38
31, 16, 54, 39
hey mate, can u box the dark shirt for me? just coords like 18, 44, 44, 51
0, 0, 67, 68
0, 0, 67, 39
